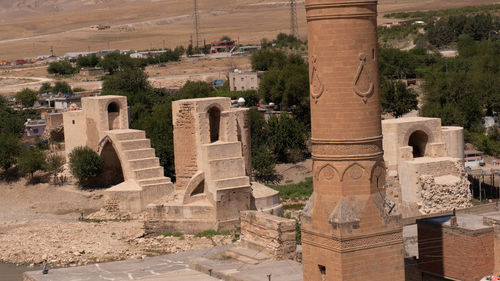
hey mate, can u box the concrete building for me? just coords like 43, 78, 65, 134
63, 96, 174, 212
382, 117, 471, 215
301, 0, 405, 280
229, 71, 261, 91
418, 213, 500, 281
24, 119, 46, 137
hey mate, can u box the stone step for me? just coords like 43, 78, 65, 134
128, 157, 160, 170
119, 139, 151, 150
124, 148, 156, 160
208, 157, 246, 180
141, 181, 174, 198
138, 177, 171, 186
112, 129, 146, 141
223, 247, 271, 265
133, 166, 164, 180
209, 176, 250, 189
202, 141, 242, 160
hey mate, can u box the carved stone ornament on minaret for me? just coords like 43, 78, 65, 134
301, 0, 405, 280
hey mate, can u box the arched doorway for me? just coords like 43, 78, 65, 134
107, 102, 120, 130
208, 107, 221, 143
408, 130, 428, 158
99, 141, 124, 186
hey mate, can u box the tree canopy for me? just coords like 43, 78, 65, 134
15, 88, 38, 107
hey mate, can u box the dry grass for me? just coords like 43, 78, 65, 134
0, 0, 497, 60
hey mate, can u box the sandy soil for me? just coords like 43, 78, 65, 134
0, 179, 231, 267
0, 0, 496, 60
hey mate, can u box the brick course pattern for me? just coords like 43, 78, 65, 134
418, 218, 494, 281
301, 0, 405, 280
239, 211, 296, 260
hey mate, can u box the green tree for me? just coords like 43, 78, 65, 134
252, 145, 281, 184
68, 146, 103, 186
99, 53, 139, 74
47, 60, 76, 75
0, 96, 25, 136
18, 147, 46, 181
0, 134, 22, 170
76, 54, 101, 68
46, 154, 65, 185
380, 78, 419, 118
251, 49, 287, 71
102, 68, 150, 94
53, 81, 73, 94
39, 82, 53, 94
15, 88, 38, 107
220, 35, 231, 41
266, 113, 308, 163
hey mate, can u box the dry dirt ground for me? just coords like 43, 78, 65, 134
0, 179, 231, 267
0, 0, 497, 60
0, 56, 252, 96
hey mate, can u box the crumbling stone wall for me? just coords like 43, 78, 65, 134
417, 161, 472, 214
239, 211, 296, 260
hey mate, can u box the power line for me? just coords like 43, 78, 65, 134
290, 0, 298, 38
193, 0, 200, 48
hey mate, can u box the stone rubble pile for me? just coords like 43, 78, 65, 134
0, 220, 231, 267
417, 162, 472, 214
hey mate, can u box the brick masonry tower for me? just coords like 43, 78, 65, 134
301, 0, 405, 280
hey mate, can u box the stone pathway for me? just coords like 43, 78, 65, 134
25, 245, 304, 281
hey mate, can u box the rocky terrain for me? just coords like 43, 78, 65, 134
0, 180, 231, 267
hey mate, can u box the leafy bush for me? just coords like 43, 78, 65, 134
68, 146, 103, 186
46, 154, 65, 184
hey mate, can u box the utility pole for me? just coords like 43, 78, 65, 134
50, 46, 54, 57
193, 0, 200, 48
290, 0, 298, 38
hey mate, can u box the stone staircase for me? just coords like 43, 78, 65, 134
202, 141, 250, 193
104, 129, 173, 212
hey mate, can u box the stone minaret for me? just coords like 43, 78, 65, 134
301, 1, 405, 280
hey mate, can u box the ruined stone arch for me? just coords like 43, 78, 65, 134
402, 125, 434, 158
204, 103, 223, 143
106, 100, 122, 130
97, 136, 125, 185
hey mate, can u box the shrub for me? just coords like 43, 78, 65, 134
68, 146, 103, 186
46, 154, 65, 185
163, 232, 184, 238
